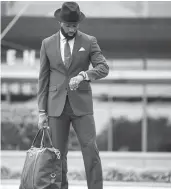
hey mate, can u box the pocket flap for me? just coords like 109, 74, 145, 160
49, 86, 57, 91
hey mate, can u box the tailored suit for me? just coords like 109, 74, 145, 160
37, 30, 109, 189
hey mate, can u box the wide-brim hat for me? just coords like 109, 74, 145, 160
54, 2, 85, 24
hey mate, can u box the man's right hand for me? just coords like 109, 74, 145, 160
38, 113, 48, 129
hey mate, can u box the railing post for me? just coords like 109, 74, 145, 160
142, 58, 148, 152
107, 94, 113, 151
6, 84, 11, 103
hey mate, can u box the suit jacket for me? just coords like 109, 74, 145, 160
37, 30, 109, 117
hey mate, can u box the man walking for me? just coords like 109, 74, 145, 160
37, 2, 109, 189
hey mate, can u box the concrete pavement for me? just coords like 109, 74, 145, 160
1, 180, 171, 189
1, 185, 171, 189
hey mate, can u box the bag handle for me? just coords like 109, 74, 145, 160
31, 126, 53, 148
42, 126, 54, 148
31, 128, 43, 148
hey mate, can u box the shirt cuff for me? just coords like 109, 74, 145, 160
39, 112, 47, 116
39, 109, 46, 111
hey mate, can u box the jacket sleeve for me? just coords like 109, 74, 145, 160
85, 36, 109, 81
37, 40, 50, 112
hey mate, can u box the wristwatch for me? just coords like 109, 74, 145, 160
78, 71, 86, 80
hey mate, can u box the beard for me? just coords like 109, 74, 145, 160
60, 26, 77, 40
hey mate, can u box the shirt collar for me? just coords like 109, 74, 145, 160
60, 31, 66, 41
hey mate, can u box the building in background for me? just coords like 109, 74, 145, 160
2, 1, 171, 17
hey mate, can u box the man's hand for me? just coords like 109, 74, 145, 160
38, 113, 48, 129
69, 75, 83, 90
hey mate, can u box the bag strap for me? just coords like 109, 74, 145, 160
41, 126, 54, 148
31, 126, 53, 148
31, 128, 42, 148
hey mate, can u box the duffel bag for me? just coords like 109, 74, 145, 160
19, 126, 62, 189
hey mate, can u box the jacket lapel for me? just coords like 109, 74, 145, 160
68, 31, 82, 70
55, 32, 67, 74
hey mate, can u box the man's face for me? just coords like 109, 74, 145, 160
60, 22, 79, 36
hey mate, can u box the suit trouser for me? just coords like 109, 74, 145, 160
48, 95, 103, 189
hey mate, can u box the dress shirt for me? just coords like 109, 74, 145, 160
60, 31, 75, 62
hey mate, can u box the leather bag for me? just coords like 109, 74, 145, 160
19, 126, 62, 189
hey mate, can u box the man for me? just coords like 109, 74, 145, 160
37, 2, 109, 189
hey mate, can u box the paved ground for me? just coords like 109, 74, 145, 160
1, 184, 170, 189
1, 186, 170, 189
1, 180, 171, 189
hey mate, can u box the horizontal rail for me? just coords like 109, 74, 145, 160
1, 71, 171, 84
2, 150, 171, 159
1, 151, 171, 170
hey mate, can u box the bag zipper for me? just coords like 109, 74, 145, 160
22, 148, 33, 188
32, 149, 41, 189
21, 154, 28, 187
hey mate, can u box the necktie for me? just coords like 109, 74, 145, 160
64, 39, 71, 69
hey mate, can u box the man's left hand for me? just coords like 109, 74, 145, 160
69, 75, 83, 90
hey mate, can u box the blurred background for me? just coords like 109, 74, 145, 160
1, 1, 171, 184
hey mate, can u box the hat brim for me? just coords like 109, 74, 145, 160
54, 8, 85, 24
